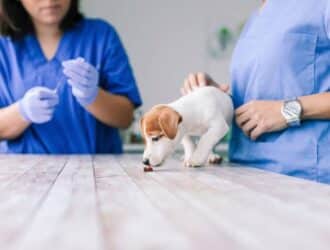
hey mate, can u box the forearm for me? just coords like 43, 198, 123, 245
87, 88, 134, 129
299, 92, 330, 120
0, 103, 30, 140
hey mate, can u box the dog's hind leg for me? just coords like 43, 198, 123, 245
182, 135, 196, 167
188, 121, 229, 167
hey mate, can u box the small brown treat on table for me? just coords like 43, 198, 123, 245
143, 166, 153, 172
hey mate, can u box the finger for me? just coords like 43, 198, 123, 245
184, 79, 193, 93
62, 58, 84, 69
79, 60, 95, 72
46, 97, 59, 107
37, 88, 58, 100
39, 99, 57, 109
39, 100, 58, 111
250, 126, 264, 141
63, 63, 90, 76
180, 87, 186, 96
62, 59, 76, 67
72, 86, 90, 99
72, 57, 92, 72
76, 57, 85, 62
188, 74, 198, 90
235, 103, 250, 116
68, 79, 89, 93
63, 57, 85, 64
196, 73, 208, 87
41, 109, 54, 117
63, 69, 89, 86
63, 57, 91, 72
241, 119, 258, 137
235, 111, 251, 127
63, 62, 90, 78
218, 83, 230, 93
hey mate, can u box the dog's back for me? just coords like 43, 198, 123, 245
169, 86, 234, 129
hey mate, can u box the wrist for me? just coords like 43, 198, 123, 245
297, 96, 313, 120
18, 100, 31, 123
77, 87, 99, 107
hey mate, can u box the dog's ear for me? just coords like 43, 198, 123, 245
158, 107, 182, 140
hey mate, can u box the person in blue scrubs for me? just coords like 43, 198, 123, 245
181, 0, 330, 184
0, 0, 142, 154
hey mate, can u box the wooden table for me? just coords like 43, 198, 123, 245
0, 154, 329, 250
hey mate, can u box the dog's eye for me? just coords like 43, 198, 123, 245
152, 136, 162, 142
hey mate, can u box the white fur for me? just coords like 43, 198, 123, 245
143, 86, 234, 167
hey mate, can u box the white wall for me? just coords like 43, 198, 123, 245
81, 0, 259, 110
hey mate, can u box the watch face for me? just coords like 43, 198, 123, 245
286, 101, 301, 115
282, 100, 302, 125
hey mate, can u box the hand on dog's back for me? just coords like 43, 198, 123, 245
181, 72, 230, 96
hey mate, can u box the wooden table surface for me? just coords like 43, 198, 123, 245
0, 154, 329, 250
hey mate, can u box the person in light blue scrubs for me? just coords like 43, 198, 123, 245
0, 0, 142, 154
181, 0, 330, 184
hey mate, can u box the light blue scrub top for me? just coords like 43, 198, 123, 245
229, 0, 330, 183
0, 18, 142, 154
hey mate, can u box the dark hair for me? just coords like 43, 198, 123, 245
0, 0, 83, 39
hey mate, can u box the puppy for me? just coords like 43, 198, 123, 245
140, 86, 233, 167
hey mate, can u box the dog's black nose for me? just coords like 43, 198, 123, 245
142, 158, 150, 166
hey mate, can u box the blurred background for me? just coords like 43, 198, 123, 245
81, 0, 259, 151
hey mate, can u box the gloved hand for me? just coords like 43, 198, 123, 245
19, 87, 59, 124
62, 57, 99, 106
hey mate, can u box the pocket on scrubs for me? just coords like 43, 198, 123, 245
245, 32, 317, 102
231, 126, 318, 176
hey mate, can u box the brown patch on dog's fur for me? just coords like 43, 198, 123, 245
140, 105, 182, 140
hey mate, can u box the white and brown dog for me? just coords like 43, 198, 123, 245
140, 86, 233, 167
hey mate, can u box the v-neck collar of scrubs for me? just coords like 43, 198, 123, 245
24, 20, 84, 68
255, 0, 273, 19
245, 0, 290, 38
26, 31, 71, 67
22, 20, 86, 92
259, 1, 268, 13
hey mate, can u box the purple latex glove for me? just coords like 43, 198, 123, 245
18, 87, 59, 124
62, 57, 99, 106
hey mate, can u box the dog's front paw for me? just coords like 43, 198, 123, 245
183, 160, 189, 167
182, 153, 193, 167
186, 155, 206, 168
183, 160, 192, 168
207, 153, 223, 165
183, 158, 195, 167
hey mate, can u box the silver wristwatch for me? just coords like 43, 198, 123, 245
281, 99, 303, 127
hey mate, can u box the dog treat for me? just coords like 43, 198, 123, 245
143, 166, 153, 172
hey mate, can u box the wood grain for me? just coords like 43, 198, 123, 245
12, 156, 105, 250
118, 155, 246, 250
0, 154, 329, 250
0, 155, 67, 250
94, 155, 193, 250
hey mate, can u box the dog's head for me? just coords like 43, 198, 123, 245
140, 105, 183, 166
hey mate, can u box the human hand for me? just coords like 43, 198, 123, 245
62, 57, 99, 106
18, 87, 59, 124
180, 72, 230, 95
235, 100, 288, 140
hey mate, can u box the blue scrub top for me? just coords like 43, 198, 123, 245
0, 18, 142, 154
229, 0, 330, 183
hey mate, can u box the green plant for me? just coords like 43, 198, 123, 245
217, 27, 233, 51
